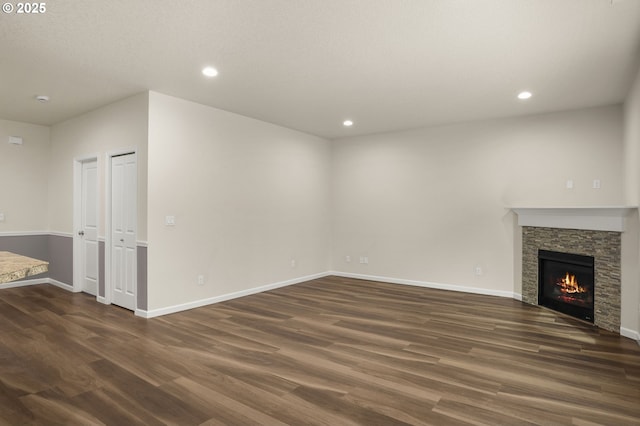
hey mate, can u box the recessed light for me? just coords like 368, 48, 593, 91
517, 91, 532, 100
343, 120, 354, 127
202, 67, 218, 77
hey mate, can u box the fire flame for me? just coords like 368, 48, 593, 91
557, 272, 587, 294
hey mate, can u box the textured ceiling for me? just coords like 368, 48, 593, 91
1, 0, 639, 139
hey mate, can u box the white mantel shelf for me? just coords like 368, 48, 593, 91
511, 206, 638, 232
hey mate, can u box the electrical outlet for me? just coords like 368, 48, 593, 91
197, 275, 205, 286
360, 256, 369, 264
290, 259, 296, 269
475, 266, 483, 276
0, 212, 5, 222
593, 179, 601, 189
566, 180, 574, 189
165, 215, 176, 226
345, 255, 351, 263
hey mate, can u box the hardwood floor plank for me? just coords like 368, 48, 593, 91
433, 397, 541, 426
70, 388, 154, 426
0, 298, 44, 330
89, 358, 210, 425
0, 379, 35, 425
0, 276, 639, 425
20, 388, 105, 425
291, 384, 413, 425
340, 385, 444, 425
496, 391, 640, 426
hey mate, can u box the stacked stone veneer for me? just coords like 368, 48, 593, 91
522, 226, 621, 333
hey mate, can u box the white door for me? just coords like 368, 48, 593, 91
80, 159, 98, 295
111, 153, 137, 311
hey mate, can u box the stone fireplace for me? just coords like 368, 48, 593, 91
513, 207, 634, 334
522, 226, 619, 331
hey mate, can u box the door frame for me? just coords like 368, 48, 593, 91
72, 154, 99, 295
105, 147, 138, 309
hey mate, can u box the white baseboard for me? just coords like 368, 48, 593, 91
513, 293, 523, 301
330, 271, 516, 299
0, 277, 73, 291
48, 278, 74, 292
0, 231, 50, 237
136, 271, 332, 319
0, 277, 48, 289
620, 327, 640, 343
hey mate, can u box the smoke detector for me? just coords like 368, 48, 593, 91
35, 95, 50, 103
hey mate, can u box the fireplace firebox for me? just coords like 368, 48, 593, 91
538, 249, 595, 323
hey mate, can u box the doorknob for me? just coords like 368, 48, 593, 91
78, 230, 84, 236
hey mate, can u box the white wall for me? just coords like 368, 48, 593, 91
331, 106, 624, 295
0, 119, 50, 232
624, 66, 640, 205
623, 65, 640, 338
147, 92, 331, 311
48, 93, 149, 240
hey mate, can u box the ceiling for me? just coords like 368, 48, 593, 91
1, 0, 639, 139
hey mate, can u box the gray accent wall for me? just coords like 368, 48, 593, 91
48, 235, 73, 285
99, 241, 105, 298
137, 246, 147, 311
0, 234, 49, 261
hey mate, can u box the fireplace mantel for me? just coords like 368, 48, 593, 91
511, 206, 637, 232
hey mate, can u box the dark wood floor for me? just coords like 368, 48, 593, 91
1, 276, 639, 425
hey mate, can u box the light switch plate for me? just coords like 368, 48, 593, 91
165, 215, 176, 226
